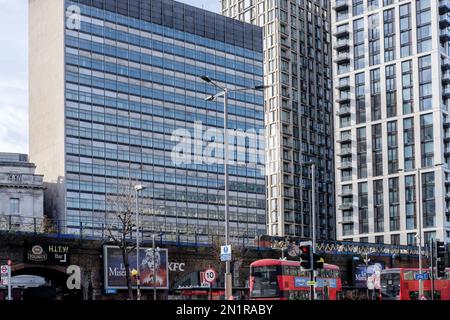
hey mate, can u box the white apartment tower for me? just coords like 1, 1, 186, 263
222, 0, 336, 239
332, 0, 450, 244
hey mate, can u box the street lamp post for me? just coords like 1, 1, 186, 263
200, 76, 268, 300
304, 162, 316, 300
134, 184, 146, 300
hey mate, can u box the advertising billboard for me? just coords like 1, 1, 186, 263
103, 245, 169, 290
354, 262, 385, 289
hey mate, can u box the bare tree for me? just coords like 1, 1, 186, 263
105, 178, 139, 300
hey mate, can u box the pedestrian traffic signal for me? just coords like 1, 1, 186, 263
436, 241, 446, 278
313, 254, 324, 270
300, 244, 312, 270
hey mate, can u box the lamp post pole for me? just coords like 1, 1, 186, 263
416, 168, 423, 299
200, 76, 268, 300
134, 185, 145, 300
311, 163, 316, 301
152, 234, 157, 301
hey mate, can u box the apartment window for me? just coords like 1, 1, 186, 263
357, 127, 367, 178
399, 3, 411, 58
419, 55, 432, 111
343, 223, 353, 236
391, 234, 400, 245
403, 118, 415, 171
389, 177, 400, 231
372, 124, 383, 176
383, 9, 396, 62
407, 232, 416, 246
405, 175, 416, 230
355, 72, 366, 123
422, 172, 435, 228
370, 68, 381, 120
368, 14, 380, 66
401, 60, 413, 114
385, 64, 396, 118
424, 231, 436, 245
9, 198, 19, 214
368, 0, 379, 9
358, 182, 369, 234
387, 121, 398, 174
375, 235, 384, 244
373, 179, 384, 233
353, 0, 364, 16
416, 0, 432, 53
420, 114, 434, 167
353, 19, 365, 70
360, 236, 369, 243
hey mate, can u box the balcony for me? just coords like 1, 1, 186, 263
337, 133, 352, 143
444, 133, 450, 143
336, 106, 351, 116
338, 203, 353, 211
339, 147, 352, 156
444, 119, 450, 128
443, 87, 450, 99
338, 161, 353, 170
340, 190, 353, 197
441, 29, 450, 42
339, 216, 354, 224
441, 15, 450, 29
442, 58, 450, 71
333, 0, 349, 11
334, 27, 350, 38
445, 177, 450, 186
336, 81, 351, 91
446, 193, 450, 200
443, 71, 450, 85
334, 38, 350, 50
440, 0, 450, 14
445, 148, 450, 157
335, 52, 351, 64
335, 95, 351, 104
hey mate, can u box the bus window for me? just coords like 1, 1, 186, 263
251, 266, 280, 298
381, 272, 400, 299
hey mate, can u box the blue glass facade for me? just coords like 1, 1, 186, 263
63, 0, 266, 243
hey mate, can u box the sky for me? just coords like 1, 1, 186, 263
0, 0, 220, 154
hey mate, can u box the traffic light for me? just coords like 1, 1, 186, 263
436, 241, 446, 278
313, 254, 324, 270
300, 244, 312, 270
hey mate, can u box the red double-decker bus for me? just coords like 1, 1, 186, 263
380, 268, 450, 300
249, 259, 342, 300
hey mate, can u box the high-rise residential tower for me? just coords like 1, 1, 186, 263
29, 0, 266, 244
222, 0, 336, 239
332, 0, 450, 244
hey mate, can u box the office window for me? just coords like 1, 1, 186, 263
403, 118, 415, 171
375, 235, 384, 244
373, 179, 384, 233
391, 234, 400, 245
424, 231, 436, 245
372, 124, 383, 176
9, 198, 19, 214
407, 232, 416, 246
358, 182, 369, 234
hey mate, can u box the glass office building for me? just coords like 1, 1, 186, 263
222, 0, 336, 240
332, 0, 450, 244
29, 0, 266, 244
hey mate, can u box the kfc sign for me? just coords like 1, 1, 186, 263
169, 262, 185, 272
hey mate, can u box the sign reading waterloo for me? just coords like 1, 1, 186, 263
103, 245, 169, 290
24, 243, 70, 265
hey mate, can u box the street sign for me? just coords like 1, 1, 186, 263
220, 245, 232, 262
105, 289, 117, 294
415, 273, 429, 280
0, 265, 8, 275
307, 281, 316, 286
204, 268, 217, 283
